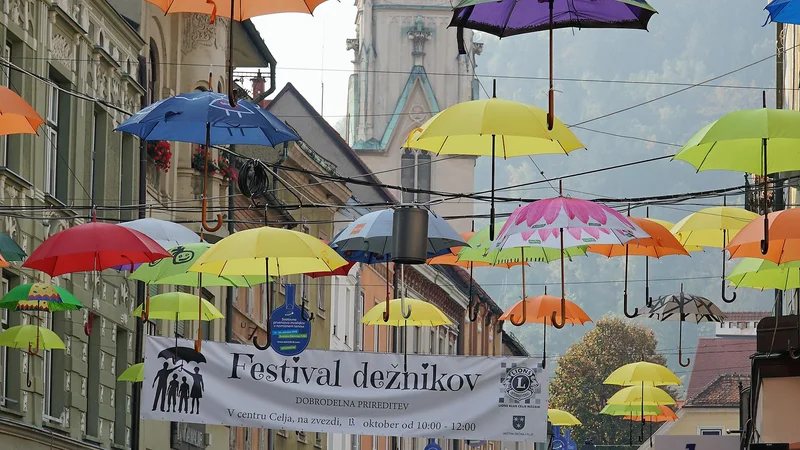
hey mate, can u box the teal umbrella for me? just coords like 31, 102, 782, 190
0, 232, 26, 261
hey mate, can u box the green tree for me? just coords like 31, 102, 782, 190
549, 316, 670, 446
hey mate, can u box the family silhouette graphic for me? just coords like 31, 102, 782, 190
152, 361, 204, 414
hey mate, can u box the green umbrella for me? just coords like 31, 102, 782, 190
0, 232, 26, 261
673, 107, 800, 254
130, 242, 269, 287
117, 363, 144, 382
599, 404, 664, 416
0, 283, 84, 312
457, 221, 588, 264
727, 257, 800, 291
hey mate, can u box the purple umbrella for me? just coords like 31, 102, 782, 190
451, 0, 657, 128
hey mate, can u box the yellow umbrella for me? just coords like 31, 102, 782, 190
406, 85, 585, 238
647, 219, 703, 253
118, 363, 144, 382
361, 298, 453, 327
0, 324, 66, 387
604, 361, 681, 387
671, 205, 759, 304
132, 292, 224, 321
548, 409, 581, 426
607, 385, 676, 406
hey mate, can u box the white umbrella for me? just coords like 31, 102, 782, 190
119, 218, 202, 249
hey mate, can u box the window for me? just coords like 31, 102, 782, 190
260, 285, 269, 325
332, 278, 340, 337
429, 329, 436, 354
86, 312, 100, 436
1, 42, 10, 166
318, 231, 327, 313
246, 287, 254, 316
698, 427, 723, 436
43, 312, 57, 420
45, 83, 59, 195
400, 148, 431, 203
200, 288, 213, 340
414, 327, 422, 354
315, 432, 322, 447
344, 287, 352, 346
298, 431, 307, 443
148, 41, 159, 104
114, 327, 128, 445
301, 224, 310, 304
357, 292, 365, 351
0, 275, 8, 406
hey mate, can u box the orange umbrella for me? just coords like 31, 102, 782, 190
0, 253, 9, 268
587, 213, 689, 318
726, 209, 800, 264
427, 231, 523, 268
499, 292, 591, 367
0, 86, 44, 136
622, 405, 677, 422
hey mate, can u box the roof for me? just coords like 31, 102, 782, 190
240, 20, 276, 66
267, 83, 395, 205
686, 338, 754, 402
720, 311, 771, 323
686, 373, 746, 407
502, 331, 529, 356
233, 193, 295, 229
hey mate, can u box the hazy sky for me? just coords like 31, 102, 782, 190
251, 2, 358, 124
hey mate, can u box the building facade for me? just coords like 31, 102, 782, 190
0, 0, 144, 448
344, 0, 483, 233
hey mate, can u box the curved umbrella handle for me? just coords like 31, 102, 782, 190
722, 282, 737, 303
760, 137, 769, 255
382, 294, 391, 322
26, 370, 32, 388
400, 297, 412, 319
301, 300, 314, 322
83, 312, 94, 336
623, 247, 638, 318
679, 350, 691, 368
467, 297, 479, 322
253, 324, 271, 351
550, 297, 566, 329
679, 319, 690, 367
790, 347, 800, 360
509, 297, 527, 326
201, 198, 223, 232
624, 291, 639, 319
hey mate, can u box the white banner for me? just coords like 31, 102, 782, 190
142, 336, 549, 442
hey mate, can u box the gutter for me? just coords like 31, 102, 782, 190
240, 20, 277, 101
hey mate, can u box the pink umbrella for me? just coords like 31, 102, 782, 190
492, 182, 649, 328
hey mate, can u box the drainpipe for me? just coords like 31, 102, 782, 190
225, 146, 236, 343
392, 264, 400, 450
252, 60, 277, 104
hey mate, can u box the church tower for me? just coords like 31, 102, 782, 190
345, 0, 483, 233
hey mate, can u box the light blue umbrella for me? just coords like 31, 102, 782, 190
330, 209, 467, 261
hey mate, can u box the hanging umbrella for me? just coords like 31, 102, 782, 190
0, 85, 44, 136
672, 105, 800, 255
0, 231, 27, 261
499, 291, 591, 367
0, 324, 65, 386
22, 221, 171, 276
449, 0, 657, 133
548, 409, 581, 427
119, 218, 201, 251
587, 213, 689, 317
647, 219, 703, 253
493, 182, 648, 328
671, 204, 759, 303
189, 226, 347, 350
116, 91, 301, 233
764, 0, 800, 25
157, 346, 208, 364
725, 208, 800, 265
608, 385, 676, 406
306, 260, 357, 278
0, 283, 83, 312
640, 285, 724, 367
727, 258, 800, 291
622, 405, 677, 422
0, 253, 8, 268
428, 230, 523, 268
118, 363, 144, 383
600, 403, 671, 444
406, 91, 585, 239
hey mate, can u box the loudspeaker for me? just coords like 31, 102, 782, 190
392, 206, 429, 264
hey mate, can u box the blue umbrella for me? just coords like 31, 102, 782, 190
114, 91, 300, 146
765, 0, 800, 24
330, 209, 467, 260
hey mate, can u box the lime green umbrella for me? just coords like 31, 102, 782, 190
727, 257, 800, 291
673, 107, 800, 254
599, 404, 664, 416
118, 363, 144, 382
0, 323, 66, 387
0, 283, 84, 312
130, 242, 268, 287
132, 292, 224, 321
457, 221, 588, 265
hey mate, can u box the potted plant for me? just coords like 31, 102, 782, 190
217, 153, 238, 182
191, 146, 218, 174
146, 140, 172, 172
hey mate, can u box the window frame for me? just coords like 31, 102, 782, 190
1, 42, 10, 166
45, 83, 59, 195
0, 276, 8, 407
698, 426, 724, 436
42, 311, 63, 423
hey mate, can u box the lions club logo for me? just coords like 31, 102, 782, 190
502, 366, 539, 403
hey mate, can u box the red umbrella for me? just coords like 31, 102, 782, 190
306, 260, 357, 278
23, 221, 171, 277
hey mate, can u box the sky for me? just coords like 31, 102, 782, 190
251, 2, 358, 123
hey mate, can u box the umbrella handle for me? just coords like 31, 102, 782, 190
83, 312, 94, 336
722, 281, 737, 303
467, 297, 479, 322
253, 323, 271, 351
382, 295, 391, 322
624, 291, 639, 319
28, 341, 39, 356
509, 297, 527, 326
789, 347, 800, 360
301, 299, 314, 322
679, 320, 691, 367
550, 297, 566, 329
201, 198, 223, 232
400, 298, 412, 319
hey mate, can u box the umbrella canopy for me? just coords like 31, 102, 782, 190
118, 218, 201, 250
600, 404, 665, 417
0, 86, 44, 136
361, 298, 453, 327
189, 226, 348, 277
548, 409, 582, 426
157, 346, 207, 364
131, 292, 224, 321
406, 97, 584, 158
587, 217, 689, 258
22, 221, 171, 277
130, 243, 268, 287
0, 324, 65, 350
765, 0, 800, 25
727, 258, 800, 291
458, 221, 588, 265
0, 253, 8, 268
115, 91, 301, 147
642, 292, 725, 324
306, 260, 358, 278
604, 361, 682, 387
622, 405, 678, 422
117, 363, 144, 382
0, 231, 27, 261
450, 0, 658, 38
646, 218, 703, 252
726, 209, 800, 264
0, 283, 84, 312
330, 209, 466, 260
607, 385, 676, 406
499, 295, 591, 326
144, 0, 329, 19
671, 206, 758, 248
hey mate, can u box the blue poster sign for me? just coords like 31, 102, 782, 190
270, 284, 312, 357
424, 439, 441, 450
564, 428, 577, 450
552, 426, 577, 450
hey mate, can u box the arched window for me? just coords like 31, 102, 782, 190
399, 147, 431, 204
148, 40, 159, 104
